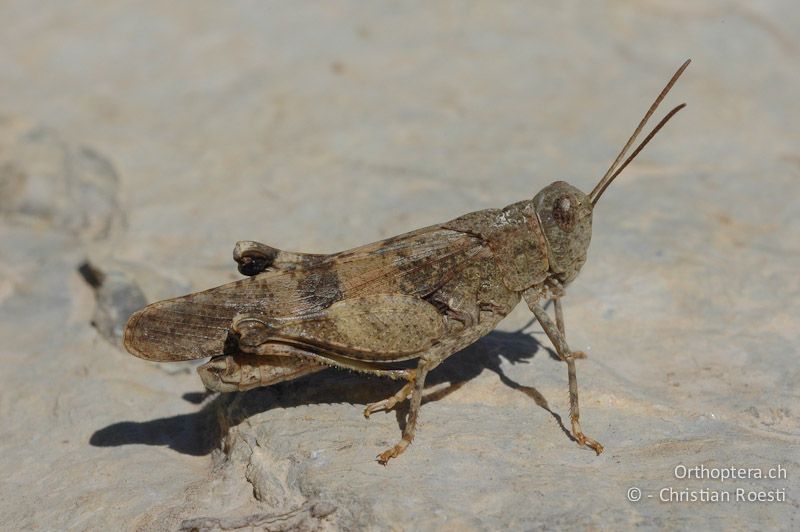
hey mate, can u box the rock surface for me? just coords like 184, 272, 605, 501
0, 2, 798, 530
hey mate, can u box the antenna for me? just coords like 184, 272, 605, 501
589, 59, 690, 206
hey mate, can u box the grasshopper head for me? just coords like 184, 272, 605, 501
533, 181, 593, 284
532, 61, 691, 284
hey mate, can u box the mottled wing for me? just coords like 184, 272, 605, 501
124, 225, 490, 362
327, 225, 490, 297
124, 277, 272, 362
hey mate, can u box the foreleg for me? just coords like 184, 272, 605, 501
527, 299, 603, 454
553, 297, 586, 359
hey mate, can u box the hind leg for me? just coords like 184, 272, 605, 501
198, 347, 326, 392
363, 376, 415, 418
233, 240, 327, 276
377, 357, 433, 465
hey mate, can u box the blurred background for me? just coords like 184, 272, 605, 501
1, 2, 797, 529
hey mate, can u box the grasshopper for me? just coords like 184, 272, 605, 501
124, 61, 689, 464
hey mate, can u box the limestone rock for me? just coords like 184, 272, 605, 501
0, 2, 797, 530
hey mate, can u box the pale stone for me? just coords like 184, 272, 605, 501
0, 2, 797, 530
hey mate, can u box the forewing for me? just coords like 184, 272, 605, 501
329, 226, 489, 297
124, 277, 263, 361
124, 269, 348, 362
125, 225, 489, 362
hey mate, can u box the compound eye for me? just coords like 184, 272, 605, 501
552, 195, 576, 232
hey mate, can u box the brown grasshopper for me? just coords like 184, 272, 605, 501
124, 60, 689, 464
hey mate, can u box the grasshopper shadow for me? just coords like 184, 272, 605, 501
90, 323, 570, 456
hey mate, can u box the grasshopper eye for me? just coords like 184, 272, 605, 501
553, 194, 576, 231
